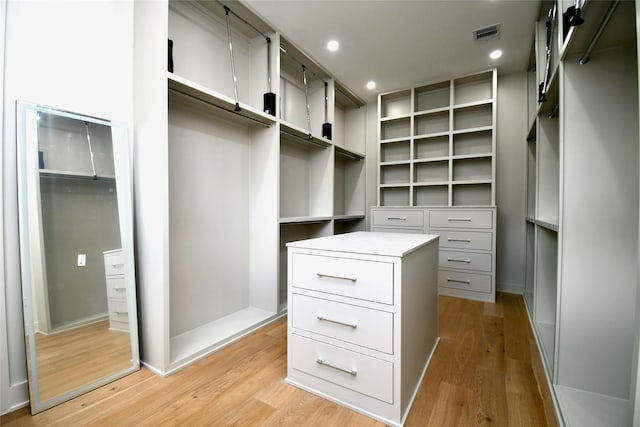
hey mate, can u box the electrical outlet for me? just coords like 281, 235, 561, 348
77, 253, 86, 267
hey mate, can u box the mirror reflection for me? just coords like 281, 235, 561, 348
17, 102, 139, 414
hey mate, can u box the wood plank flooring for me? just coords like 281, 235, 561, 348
2, 293, 558, 426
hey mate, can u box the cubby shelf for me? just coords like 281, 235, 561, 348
378, 69, 496, 207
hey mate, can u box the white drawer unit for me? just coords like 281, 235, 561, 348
371, 207, 496, 302
372, 209, 425, 229
287, 232, 439, 426
103, 248, 129, 332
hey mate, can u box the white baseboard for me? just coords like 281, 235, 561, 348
497, 281, 524, 294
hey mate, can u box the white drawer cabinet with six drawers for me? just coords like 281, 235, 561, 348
372, 207, 496, 303
103, 248, 129, 332
286, 232, 439, 426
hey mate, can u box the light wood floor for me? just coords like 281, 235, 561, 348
32, 320, 132, 402
3, 293, 558, 426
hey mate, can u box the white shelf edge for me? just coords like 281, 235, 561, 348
279, 215, 333, 224
413, 105, 450, 116
380, 160, 410, 166
413, 156, 449, 163
39, 169, 116, 180
379, 114, 411, 123
452, 98, 493, 110
413, 181, 449, 187
451, 179, 492, 185
414, 130, 450, 140
280, 120, 332, 147
379, 183, 411, 188
332, 214, 365, 221
451, 125, 493, 135
526, 217, 559, 232
335, 145, 365, 160
380, 137, 411, 144
168, 72, 276, 126
452, 152, 493, 160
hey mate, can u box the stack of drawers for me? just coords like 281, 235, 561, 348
286, 232, 439, 426
372, 207, 496, 303
103, 249, 129, 332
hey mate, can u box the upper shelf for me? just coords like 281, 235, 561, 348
168, 73, 276, 126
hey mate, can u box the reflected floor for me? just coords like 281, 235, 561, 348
33, 320, 132, 402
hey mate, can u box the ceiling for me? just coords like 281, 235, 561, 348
243, 0, 542, 104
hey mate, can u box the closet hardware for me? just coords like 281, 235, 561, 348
84, 121, 98, 179
447, 258, 471, 263
335, 146, 363, 161
114, 311, 128, 315
387, 216, 407, 220
316, 358, 358, 376
281, 128, 329, 148
302, 65, 312, 139
223, 6, 241, 112
539, 1, 557, 103
548, 104, 559, 119
316, 315, 358, 329
447, 278, 471, 284
322, 82, 332, 140
578, 0, 620, 65
216, 1, 276, 115
447, 238, 471, 243
448, 217, 472, 222
316, 273, 357, 282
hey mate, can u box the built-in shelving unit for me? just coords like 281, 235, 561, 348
133, 0, 366, 376
523, 1, 639, 425
377, 69, 496, 207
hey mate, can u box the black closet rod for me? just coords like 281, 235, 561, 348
578, 0, 620, 65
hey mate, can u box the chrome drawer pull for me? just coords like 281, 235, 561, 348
447, 257, 471, 263
387, 216, 406, 220
316, 273, 357, 282
447, 278, 471, 284
114, 311, 128, 315
317, 315, 357, 329
316, 358, 357, 376
447, 238, 471, 243
447, 217, 472, 222
111, 263, 124, 268
114, 287, 126, 291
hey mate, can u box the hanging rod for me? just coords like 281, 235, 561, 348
168, 88, 271, 127
579, 0, 620, 65
547, 104, 559, 119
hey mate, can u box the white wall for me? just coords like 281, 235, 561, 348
0, 0, 134, 414
363, 72, 528, 294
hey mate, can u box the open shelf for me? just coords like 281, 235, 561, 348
380, 163, 410, 185
414, 110, 449, 136
380, 186, 410, 207
381, 116, 411, 140
414, 81, 450, 113
381, 139, 410, 163
413, 185, 448, 207
334, 147, 365, 217
380, 89, 411, 119
453, 71, 494, 105
452, 129, 492, 156
414, 135, 449, 160
453, 104, 492, 131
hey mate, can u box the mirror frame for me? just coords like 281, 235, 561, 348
16, 101, 140, 414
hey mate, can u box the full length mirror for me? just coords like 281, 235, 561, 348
16, 102, 139, 414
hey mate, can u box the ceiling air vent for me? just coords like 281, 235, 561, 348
473, 24, 501, 42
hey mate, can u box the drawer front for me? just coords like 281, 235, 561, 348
429, 209, 493, 229
439, 270, 492, 293
292, 293, 393, 354
291, 253, 394, 304
372, 209, 424, 228
104, 252, 125, 276
439, 250, 492, 272
436, 230, 492, 251
290, 334, 393, 404
106, 277, 128, 300
108, 301, 130, 324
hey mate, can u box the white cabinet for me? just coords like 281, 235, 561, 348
103, 249, 128, 332
524, 2, 639, 425
134, 0, 366, 374
378, 70, 496, 208
286, 232, 439, 426
371, 206, 496, 303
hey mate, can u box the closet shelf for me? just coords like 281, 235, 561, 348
333, 214, 365, 222
279, 215, 333, 225
452, 179, 492, 185
380, 113, 412, 123
526, 217, 559, 232
414, 130, 450, 140
452, 153, 492, 161
451, 126, 493, 136
380, 160, 410, 167
39, 169, 115, 180
380, 183, 410, 188
168, 73, 276, 126
414, 106, 450, 117
452, 98, 493, 110
413, 181, 449, 187
537, 68, 559, 117
414, 156, 449, 164
335, 145, 364, 160
280, 120, 331, 148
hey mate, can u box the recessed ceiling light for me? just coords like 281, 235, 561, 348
366, 81, 376, 90
327, 40, 339, 52
490, 49, 503, 60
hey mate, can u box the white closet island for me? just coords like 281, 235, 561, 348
286, 232, 440, 427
